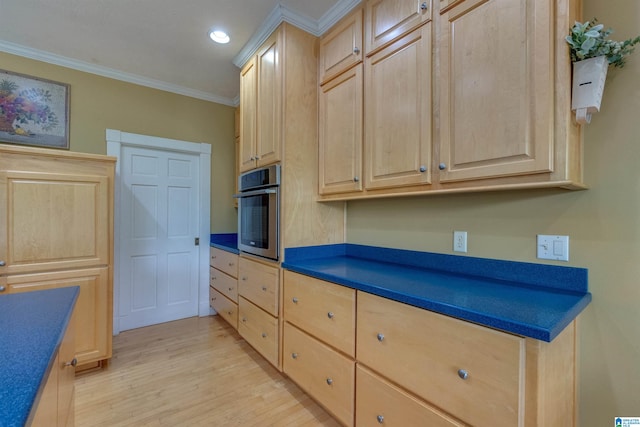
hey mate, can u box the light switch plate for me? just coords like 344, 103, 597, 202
537, 235, 569, 261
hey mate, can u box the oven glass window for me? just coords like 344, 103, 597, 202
240, 194, 269, 249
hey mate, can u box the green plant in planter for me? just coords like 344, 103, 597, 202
566, 19, 640, 68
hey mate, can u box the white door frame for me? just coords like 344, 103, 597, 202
107, 129, 212, 335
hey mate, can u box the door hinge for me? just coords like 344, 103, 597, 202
195, 237, 200, 246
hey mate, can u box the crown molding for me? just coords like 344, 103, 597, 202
0, 40, 237, 106
232, 0, 361, 68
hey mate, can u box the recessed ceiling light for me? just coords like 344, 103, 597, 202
209, 29, 230, 44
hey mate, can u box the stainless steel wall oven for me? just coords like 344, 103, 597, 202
234, 165, 280, 260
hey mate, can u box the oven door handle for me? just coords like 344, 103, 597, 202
233, 188, 277, 198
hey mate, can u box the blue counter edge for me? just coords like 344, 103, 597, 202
0, 286, 79, 427
282, 244, 591, 342
209, 233, 239, 254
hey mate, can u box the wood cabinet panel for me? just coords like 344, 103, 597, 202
238, 257, 279, 316
357, 291, 525, 427
239, 58, 258, 173
210, 266, 238, 303
255, 31, 282, 168
238, 296, 279, 367
364, 24, 432, 190
283, 322, 355, 427
8, 267, 110, 367
438, 0, 553, 182
283, 271, 356, 357
319, 63, 363, 195
365, 0, 431, 54
319, 8, 363, 84
210, 247, 238, 279
356, 364, 466, 427
209, 286, 238, 330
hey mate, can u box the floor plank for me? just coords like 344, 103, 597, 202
75, 315, 341, 426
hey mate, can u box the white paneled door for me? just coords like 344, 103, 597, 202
118, 145, 200, 331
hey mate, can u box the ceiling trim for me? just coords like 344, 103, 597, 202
232, 0, 361, 68
0, 40, 237, 106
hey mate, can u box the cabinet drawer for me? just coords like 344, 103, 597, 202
238, 296, 279, 367
283, 322, 355, 427
210, 286, 238, 330
357, 291, 524, 427
238, 257, 279, 316
210, 247, 238, 278
283, 271, 356, 357
210, 266, 238, 302
356, 364, 466, 427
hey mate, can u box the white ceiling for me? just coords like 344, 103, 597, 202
0, 0, 360, 106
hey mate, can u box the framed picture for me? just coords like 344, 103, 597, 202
0, 69, 70, 149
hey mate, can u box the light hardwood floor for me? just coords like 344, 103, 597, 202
75, 315, 341, 426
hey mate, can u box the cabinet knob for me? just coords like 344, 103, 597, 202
377, 415, 385, 424
420, 1, 428, 10
327, 312, 335, 319
242, 317, 247, 323
438, 163, 447, 170
326, 378, 333, 386
64, 358, 78, 368
242, 276, 247, 281
261, 286, 267, 291
353, 47, 360, 55
0, 286, 5, 293
261, 332, 267, 338
228, 262, 234, 266
228, 287, 233, 291
354, 176, 360, 182
211, 276, 216, 280
0, 260, 5, 267
292, 297, 299, 303
419, 165, 427, 173
292, 352, 298, 359
376, 333, 385, 342
227, 311, 233, 316
458, 369, 469, 380
255, 155, 260, 160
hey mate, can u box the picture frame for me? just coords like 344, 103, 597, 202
0, 69, 70, 149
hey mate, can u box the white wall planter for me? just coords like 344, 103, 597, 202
571, 55, 608, 124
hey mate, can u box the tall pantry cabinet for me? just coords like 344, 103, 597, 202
0, 144, 115, 369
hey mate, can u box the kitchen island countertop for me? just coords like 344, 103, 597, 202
0, 287, 79, 426
282, 244, 590, 342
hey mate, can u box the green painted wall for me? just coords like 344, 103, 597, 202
0, 51, 237, 232
346, 0, 640, 424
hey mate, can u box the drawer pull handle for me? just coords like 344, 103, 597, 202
242, 317, 247, 323
326, 378, 333, 386
292, 352, 298, 359
64, 358, 78, 368
327, 312, 335, 319
292, 297, 299, 303
377, 333, 385, 342
377, 415, 384, 424
458, 369, 469, 380
261, 332, 267, 338
262, 286, 267, 291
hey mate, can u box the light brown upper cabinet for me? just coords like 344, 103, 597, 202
319, 9, 363, 84
365, 0, 432, 54
239, 31, 282, 173
438, 0, 554, 183
317, 0, 583, 201
364, 22, 432, 190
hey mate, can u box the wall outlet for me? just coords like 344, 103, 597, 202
537, 235, 569, 261
453, 231, 467, 253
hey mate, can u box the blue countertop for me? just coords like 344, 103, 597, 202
282, 244, 591, 342
210, 233, 239, 254
0, 287, 79, 427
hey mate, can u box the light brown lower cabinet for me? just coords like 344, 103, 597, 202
281, 272, 578, 427
31, 312, 76, 427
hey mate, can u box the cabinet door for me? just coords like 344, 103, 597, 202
319, 64, 363, 195
8, 267, 111, 367
364, 24, 432, 190
240, 57, 257, 173
319, 8, 363, 84
256, 30, 282, 168
0, 171, 109, 275
365, 0, 431, 54
438, 0, 553, 183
